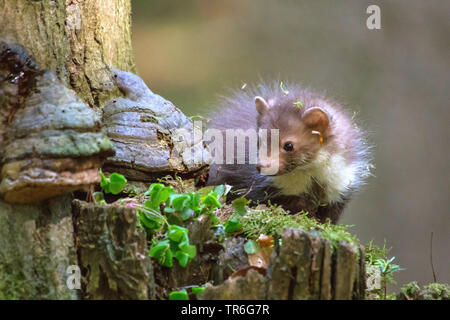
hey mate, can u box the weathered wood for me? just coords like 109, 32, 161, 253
211, 237, 250, 285
334, 241, 358, 300
201, 228, 366, 300
0, 195, 77, 299
0, 0, 135, 299
319, 238, 333, 299
0, 0, 135, 106
200, 269, 267, 300
153, 215, 219, 299
72, 200, 154, 300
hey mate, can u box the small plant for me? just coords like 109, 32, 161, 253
365, 240, 405, 299
149, 225, 196, 268
375, 256, 405, 299
169, 289, 189, 300
169, 286, 206, 300
94, 170, 128, 204
137, 183, 225, 268
99, 170, 127, 195
192, 286, 205, 297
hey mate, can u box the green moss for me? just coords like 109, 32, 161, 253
422, 283, 450, 300
365, 239, 391, 265
0, 256, 35, 300
397, 281, 450, 300
226, 204, 359, 252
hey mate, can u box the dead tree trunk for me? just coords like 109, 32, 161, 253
0, 0, 134, 299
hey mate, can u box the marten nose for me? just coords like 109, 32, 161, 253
256, 160, 271, 173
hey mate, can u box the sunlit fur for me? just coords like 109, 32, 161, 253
206, 81, 372, 222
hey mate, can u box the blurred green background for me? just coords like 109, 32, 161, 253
131, 0, 450, 291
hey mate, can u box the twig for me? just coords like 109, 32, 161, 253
430, 232, 437, 283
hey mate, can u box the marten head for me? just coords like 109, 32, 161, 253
254, 95, 332, 176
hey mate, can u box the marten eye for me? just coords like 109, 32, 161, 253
283, 142, 294, 152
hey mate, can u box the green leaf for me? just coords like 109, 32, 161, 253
224, 217, 242, 233
232, 198, 248, 216
293, 100, 303, 109
179, 242, 196, 258
149, 240, 173, 267
169, 289, 189, 300
165, 212, 183, 226
168, 225, 189, 243
138, 209, 164, 230
192, 286, 205, 296
108, 172, 127, 194
214, 184, 233, 201
196, 186, 214, 198
175, 251, 190, 267
280, 81, 289, 95
145, 183, 164, 196
99, 170, 111, 194
93, 192, 105, 204
201, 192, 221, 209
171, 194, 189, 211
180, 208, 194, 221
144, 184, 174, 210
244, 239, 260, 254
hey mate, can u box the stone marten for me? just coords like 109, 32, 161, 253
206, 82, 372, 223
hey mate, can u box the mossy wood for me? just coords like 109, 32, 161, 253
0, 0, 134, 299
73, 201, 365, 300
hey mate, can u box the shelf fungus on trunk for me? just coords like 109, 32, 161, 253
0, 42, 114, 204
102, 69, 210, 183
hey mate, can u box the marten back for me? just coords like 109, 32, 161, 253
206, 82, 372, 223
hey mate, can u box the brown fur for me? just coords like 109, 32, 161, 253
206, 82, 371, 223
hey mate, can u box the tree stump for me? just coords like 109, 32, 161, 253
72, 200, 366, 300
200, 228, 366, 300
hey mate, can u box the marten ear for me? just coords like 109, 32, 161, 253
255, 96, 270, 115
302, 107, 330, 134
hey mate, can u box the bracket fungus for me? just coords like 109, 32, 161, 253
0, 42, 114, 204
102, 69, 210, 182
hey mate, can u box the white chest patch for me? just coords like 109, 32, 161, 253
271, 150, 356, 203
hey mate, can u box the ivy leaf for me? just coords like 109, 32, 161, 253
169, 289, 189, 300
244, 239, 260, 254
224, 217, 242, 233
232, 198, 248, 216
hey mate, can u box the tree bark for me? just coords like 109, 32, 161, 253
0, 0, 135, 106
0, 0, 135, 299
199, 228, 366, 300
